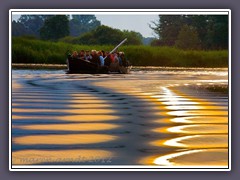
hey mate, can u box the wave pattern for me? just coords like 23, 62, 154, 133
11, 69, 228, 167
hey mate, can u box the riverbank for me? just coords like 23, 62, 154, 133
12, 63, 67, 70
12, 37, 228, 67
12, 63, 228, 72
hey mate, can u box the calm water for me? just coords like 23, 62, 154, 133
11, 68, 229, 167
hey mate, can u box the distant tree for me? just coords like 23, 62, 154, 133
142, 37, 155, 45
73, 32, 97, 45
150, 15, 228, 50
150, 15, 184, 46
150, 39, 163, 46
69, 15, 101, 36
122, 30, 143, 45
17, 15, 53, 37
175, 25, 201, 50
205, 15, 228, 49
12, 20, 28, 36
40, 15, 69, 41
75, 25, 143, 45
94, 25, 123, 45
184, 15, 208, 47
76, 25, 122, 45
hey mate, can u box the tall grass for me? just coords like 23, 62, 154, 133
12, 37, 228, 67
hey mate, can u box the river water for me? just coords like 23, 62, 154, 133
11, 67, 229, 168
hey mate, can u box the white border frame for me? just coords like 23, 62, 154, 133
9, 9, 231, 171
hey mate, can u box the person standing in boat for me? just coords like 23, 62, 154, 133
98, 51, 105, 67
101, 50, 106, 58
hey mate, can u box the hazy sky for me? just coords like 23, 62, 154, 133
96, 15, 158, 37
12, 14, 159, 37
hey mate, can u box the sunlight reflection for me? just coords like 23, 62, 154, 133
161, 124, 228, 134
153, 149, 228, 166
170, 116, 228, 124
12, 149, 115, 165
163, 134, 228, 148
13, 134, 118, 145
167, 110, 228, 116
12, 114, 120, 122
13, 123, 120, 131
13, 108, 116, 114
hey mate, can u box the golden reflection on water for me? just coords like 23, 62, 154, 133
146, 86, 228, 166
167, 110, 228, 116
169, 116, 228, 124
150, 134, 227, 148
13, 108, 116, 114
12, 149, 114, 165
12, 114, 120, 122
165, 105, 226, 110
12, 99, 109, 103
12, 74, 228, 166
152, 124, 228, 134
13, 134, 118, 145
13, 123, 120, 131
152, 149, 228, 166
12, 80, 23, 89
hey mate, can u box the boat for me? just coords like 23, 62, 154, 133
66, 57, 132, 74
66, 38, 131, 74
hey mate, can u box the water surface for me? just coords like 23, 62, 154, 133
11, 68, 229, 167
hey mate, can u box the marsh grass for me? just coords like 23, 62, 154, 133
12, 37, 228, 67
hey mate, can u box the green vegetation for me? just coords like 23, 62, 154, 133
59, 25, 143, 45
151, 15, 228, 50
175, 25, 201, 50
40, 15, 69, 40
12, 15, 100, 38
12, 37, 228, 67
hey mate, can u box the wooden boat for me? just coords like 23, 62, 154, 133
66, 38, 131, 74
66, 56, 131, 74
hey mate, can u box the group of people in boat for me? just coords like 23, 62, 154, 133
69, 49, 130, 68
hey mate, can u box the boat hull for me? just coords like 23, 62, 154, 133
66, 57, 131, 74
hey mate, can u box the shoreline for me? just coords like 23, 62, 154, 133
12, 63, 228, 71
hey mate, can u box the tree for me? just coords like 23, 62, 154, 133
175, 25, 201, 50
73, 25, 143, 45
12, 20, 28, 36
150, 15, 184, 46
69, 15, 101, 36
150, 15, 228, 50
18, 15, 53, 37
122, 30, 143, 45
40, 15, 69, 41
205, 15, 228, 49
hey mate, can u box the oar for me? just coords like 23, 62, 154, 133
104, 38, 127, 60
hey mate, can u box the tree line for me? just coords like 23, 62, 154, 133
12, 15, 143, 45
12, 15, 100, 39
12, 14, 228, 49
150, 15, 228, 50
